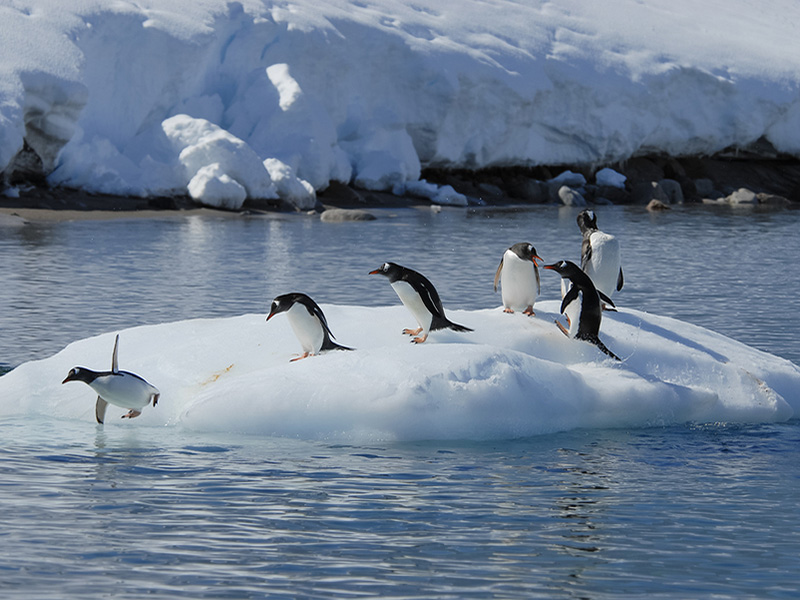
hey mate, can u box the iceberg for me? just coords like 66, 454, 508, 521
1, 302, 797, 442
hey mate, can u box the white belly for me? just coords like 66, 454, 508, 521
286, 303, 325, 354
500, 251, 538, 310
585, 232, 621, 298
89, 373, 158, 410
391, 280, 433, 333
563, 293, 581, 338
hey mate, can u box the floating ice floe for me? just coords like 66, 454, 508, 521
1, 302, 797, 442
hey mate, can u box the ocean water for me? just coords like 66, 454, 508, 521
1, 203, 799, 598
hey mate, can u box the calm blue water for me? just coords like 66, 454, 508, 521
1, 204, 799, 598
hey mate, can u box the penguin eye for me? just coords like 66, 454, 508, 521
382, 263, 389, 271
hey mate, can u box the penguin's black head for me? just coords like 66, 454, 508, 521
543, 260, 581, 279
267, 294, 294, 321
369, 262, 402, 281
510, 242, 543, 266
62, 367, 99, 385
577, 210, 597, 233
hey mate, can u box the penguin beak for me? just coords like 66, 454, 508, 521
532, 255, 543, 266
543, 263, 558, 271
368, 269, 380, 275
62, 373, 74, 384
266, 310, 276, 322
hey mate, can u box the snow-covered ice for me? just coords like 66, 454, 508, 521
2, 0, 800, 208
1, 302, 798, 441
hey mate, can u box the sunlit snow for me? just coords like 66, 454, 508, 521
2, 0, 800, 208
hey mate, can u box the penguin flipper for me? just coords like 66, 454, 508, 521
111, 334, 120, 374
560, 286, 580, 315
617, 267, 624, 291
581, 238, 592, 271
95, 396, 108, 424
598, 291, 616, 309
493, 259, 503, 293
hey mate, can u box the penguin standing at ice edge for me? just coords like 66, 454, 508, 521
267, 292, 353, 361
370, 262, 472, 344
494, 242, 543, 315
62, 334, 160, 424
575, 209, 624, 309
545, 260, 621, 360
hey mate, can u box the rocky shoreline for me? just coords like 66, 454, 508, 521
2, 151, 800, 219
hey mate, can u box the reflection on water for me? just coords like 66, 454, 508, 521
1, 205, 799, 368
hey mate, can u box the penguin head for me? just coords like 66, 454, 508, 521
62, 367, 99, 385
369, 262, 402, 281
267, 294, 296, 321
577, 210, 597, 233
510, 242, 543, 266
544, 260, 581, 279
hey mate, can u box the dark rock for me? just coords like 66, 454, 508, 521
621, 157, 665, 184
757, 193, 790, 206
631, 181, 669, 204
658, 179, 684, 204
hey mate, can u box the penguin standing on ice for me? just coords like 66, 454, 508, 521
369, 262, 472, 344
575, 209, 623, 308
267, 292, 353, 362
62, 334, 160, 424
544, 260, 620, 360
494, 242, 543, 315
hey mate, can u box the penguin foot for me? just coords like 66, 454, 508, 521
523, 306, 535, 316
601, 304, 618, 312
290, 352, 312, 362
554, 320, 570, 337
411, 334, 428, 344
121, 410, 142, 419
402, 327, 423, 336
503, 308, 514, 314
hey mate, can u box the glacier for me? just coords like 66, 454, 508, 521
2, 0, 800, 209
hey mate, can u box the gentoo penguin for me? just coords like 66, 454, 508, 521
62, 334, 160, 424
267, 292, 353, 361
544, 260, 620, 360
576, 209, 623, 308
493, 242, 543, 315
369, 262, 472, 344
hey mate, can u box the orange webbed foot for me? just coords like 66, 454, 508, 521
411, 334, 428, 344
402, 327, 423, 336
122, 410, 142, 419
523, 306, 535, 316
290, 352, 312, 362
503, 308, 514, 314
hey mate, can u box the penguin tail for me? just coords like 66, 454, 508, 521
322, 338, 354, 352
433, 317, 473, 333
580, 334, 621, 361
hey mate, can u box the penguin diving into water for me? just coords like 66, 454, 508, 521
544, 260, 620, 361
62, 334, 160, 424
369, 262, 472, 344
267, 292, 353, 361
575, 209, 623, 309
494, 242, 543, 315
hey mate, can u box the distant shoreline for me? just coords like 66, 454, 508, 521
2, 153, 799, 221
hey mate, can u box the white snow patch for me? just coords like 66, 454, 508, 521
2, 302, 797, 442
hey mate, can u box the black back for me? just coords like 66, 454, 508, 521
370, 262, 472, 333
268, 292, 352, 351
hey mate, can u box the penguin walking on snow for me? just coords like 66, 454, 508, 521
370, 262, 472, 344
575, 209, 623, 309
267, 293, 353, 362
545, 260, 620, 360
494, 242, 543, 315
62, 334, 160, 424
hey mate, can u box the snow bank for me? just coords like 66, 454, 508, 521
1, 302, 798, 442
2, 1, 800, 206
